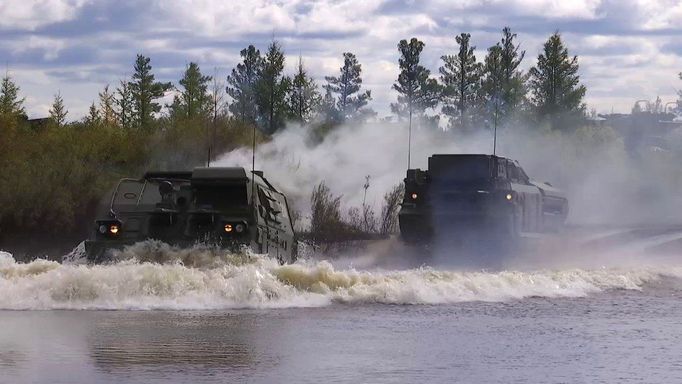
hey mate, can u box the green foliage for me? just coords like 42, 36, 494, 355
256, 41, 291, 134
528, 32, 586, 129
324, 52, 373, 122
0, 113, 266, 238
147, 115, 267, 170
115, 79, 134, 129
287, 57, 321, 123
0, 74, 26, 120
440, 33, 483, 131
499, 27, 527, 118
0, 122, 146, 234
226, 45, 262, 125
98, 84, 117, 126
391, 38, 441, 122
129, 54, 172, 130
0, 33, 609, 241
480, 44, 504, 126
84, 102, 100, 125
0, 64, 267, 239
316, 87, 339, 126
170, 62, 212, 120
48, 92, 68, 127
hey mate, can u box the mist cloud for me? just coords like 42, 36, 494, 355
216, 121, 682, 227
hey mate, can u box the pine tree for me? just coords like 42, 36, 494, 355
115, 79, 134, 129
98, 84, 117, 126
209, 69, 225, 122
390, 38, 441, 123
0, 73, 25, 119
287, 57, 321, 123
319, 86, 339, 123
84, 101, 101, 125
255, 41, 291, 134
480, 44, 504, 128
49, 91, 68, 127
499, 27, 526, 116
439, 33, 482, 130
528, 32, 586, 126
324, 52, 372, 122
207, 70, 225, 163
226, 45, 262, 124
129, 54, 172, 129
171, 62, 212, 120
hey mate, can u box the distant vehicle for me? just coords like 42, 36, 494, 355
398, 154, 568, 244
85, 167, 297, 263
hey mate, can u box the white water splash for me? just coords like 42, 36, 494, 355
0, 245, 680, 311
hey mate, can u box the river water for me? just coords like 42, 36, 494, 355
1, 234, 681, 383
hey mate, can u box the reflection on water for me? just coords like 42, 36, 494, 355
0, 348, 25, 368
89, 312, 265, 373
1, 294, 682, 384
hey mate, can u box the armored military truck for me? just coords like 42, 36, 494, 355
85, 167, 297, 263
398, 154, 568, 243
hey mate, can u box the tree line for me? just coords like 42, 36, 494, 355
0, 27, 668, 245
1, 27, 589, 136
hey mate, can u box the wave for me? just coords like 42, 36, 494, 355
0, 244, 680, 310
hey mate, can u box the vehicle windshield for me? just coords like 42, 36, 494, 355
429, 157, 492, 181
111, 179, 188, 211
194, 184, 248, 210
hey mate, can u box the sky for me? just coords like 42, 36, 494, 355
1, 0, 682, 120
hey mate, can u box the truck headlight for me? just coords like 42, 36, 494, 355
224, 224, 233, 233
97, 220, 121, 236
411, 193, 418, 200
506, 193, 513, 201
235, 224, 245, 233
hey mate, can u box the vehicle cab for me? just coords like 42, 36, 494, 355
398, 154, 568, 243
85, 167, 297, 263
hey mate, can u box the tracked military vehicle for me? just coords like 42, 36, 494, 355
85, 167, 297, 263
399, 154, 568, 243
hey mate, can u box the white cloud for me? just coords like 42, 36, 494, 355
2, 0, 682, 119
426, 0, 603, 19
507, 0, 603, 19
636, 0, 682, 30
0, 0, 87, 30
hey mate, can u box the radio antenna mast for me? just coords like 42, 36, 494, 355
490, 90, 502, 156
206, 117, 212, 167
493, 100, 498, 156
407, 106, 412, 169
251, 121, 256, 207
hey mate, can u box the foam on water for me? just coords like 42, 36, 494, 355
0, 245, 680, 310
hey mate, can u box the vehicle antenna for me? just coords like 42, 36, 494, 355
407, 104, 412, 169
251, 120, 256, 208
493, 98, 498, 156
207, 117, 211, 167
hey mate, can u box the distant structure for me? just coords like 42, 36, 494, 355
26, 117, 50, 130
597, 108, 682, 155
